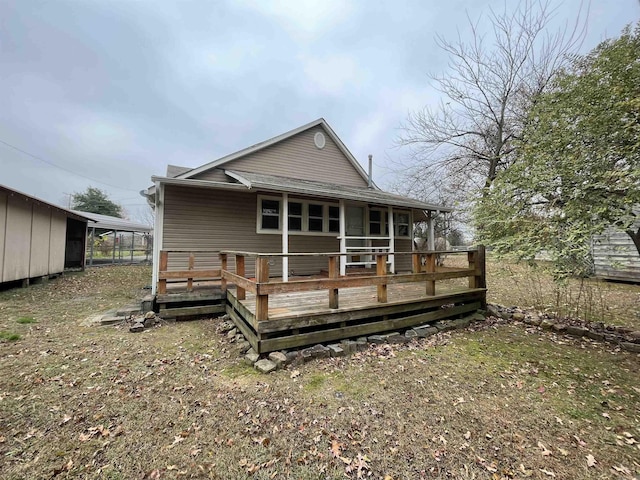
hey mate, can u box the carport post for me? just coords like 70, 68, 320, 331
89, 227, 95, 266
112, 230, 117, 264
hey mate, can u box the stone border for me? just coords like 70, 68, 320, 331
216, 312, 487, 373
486, 304, 640, 353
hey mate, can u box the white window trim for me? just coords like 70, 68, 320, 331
394, 210, 412, 239
257, 194, 341, 236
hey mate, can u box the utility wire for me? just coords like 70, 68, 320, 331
0, 138, 140, 192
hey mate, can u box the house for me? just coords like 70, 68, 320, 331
144, 119, 486, 352
0, 184, 90, 286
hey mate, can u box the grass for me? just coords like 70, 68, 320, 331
0, 263, 638, 479
16, 317, 36, 324
0, 331, 20, 341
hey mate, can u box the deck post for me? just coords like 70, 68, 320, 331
412, 252, 421, 274
220, 253, 227, 293
158, 250, 168, 294
256, 257, 269, 321
468, 245, 486, 290
376, 254, 388, 303
425, 252, 436, 296
236, 254, 246, 300
328, 255, 339, 309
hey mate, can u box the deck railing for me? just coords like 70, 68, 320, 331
157, 249, 222, 294
219, 247, 486, 321
156, 247, 486, 318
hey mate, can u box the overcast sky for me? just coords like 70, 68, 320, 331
1, 0, 638, 222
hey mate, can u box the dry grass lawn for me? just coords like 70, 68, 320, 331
0, 263, 638, 479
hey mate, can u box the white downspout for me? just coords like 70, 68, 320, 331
282, 193, 288, 282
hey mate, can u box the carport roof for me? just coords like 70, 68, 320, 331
72, 211, 152, 233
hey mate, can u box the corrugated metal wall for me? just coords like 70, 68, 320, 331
593, 229, 640, 282
193, 127, 368, 188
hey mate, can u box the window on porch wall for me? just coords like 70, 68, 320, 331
288, 202, 302, 231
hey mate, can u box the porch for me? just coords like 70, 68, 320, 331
155, 247, 486, 353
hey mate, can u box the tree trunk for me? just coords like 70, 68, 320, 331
626, 227, 640, 256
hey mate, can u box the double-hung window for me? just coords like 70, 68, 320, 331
258, 195, 340, 235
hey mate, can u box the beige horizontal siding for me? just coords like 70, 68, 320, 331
194, 127, 369, 187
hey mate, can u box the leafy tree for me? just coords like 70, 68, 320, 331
395, 0, 585, 205
476, 24, 640, 278
72, 187, 123, 218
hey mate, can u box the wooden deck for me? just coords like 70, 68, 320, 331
227, 283, 485, 353
155, 248, 487, 353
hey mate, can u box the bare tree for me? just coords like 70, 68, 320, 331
394, 0, 587, 205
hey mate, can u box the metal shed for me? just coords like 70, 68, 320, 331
0, 184, 91, 286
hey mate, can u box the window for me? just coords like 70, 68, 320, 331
308, 203, 324, 232
261, 199, 280, 230
369, 209, 383, 235
288, 202, 303, 231
257, 195, 340, 235
328, 206, 339, 233
395, 212, 410, 237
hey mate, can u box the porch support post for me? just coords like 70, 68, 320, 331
427, 211, 435, 250
387, 206, 395, 273
339, 199, 346, 276
151, 181, 164, 295
282, 193, 288, 282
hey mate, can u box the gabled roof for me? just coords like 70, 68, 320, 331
0, 184, 92, 222
175, 118, 371, 185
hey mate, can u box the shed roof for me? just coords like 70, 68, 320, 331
0, 184, 92, 222
72, 211, 152, 232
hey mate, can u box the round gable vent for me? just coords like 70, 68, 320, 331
314, 132, 326, 149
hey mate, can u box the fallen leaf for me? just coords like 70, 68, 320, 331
586, 454, 597, 467
557, 447, 569, 457
464, 431, 471, 440
539, 468, 556, 477
538, 442, 552, 456
290, 370, 300, 379
330, 439, 342, 458
537, 385, 546, 394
